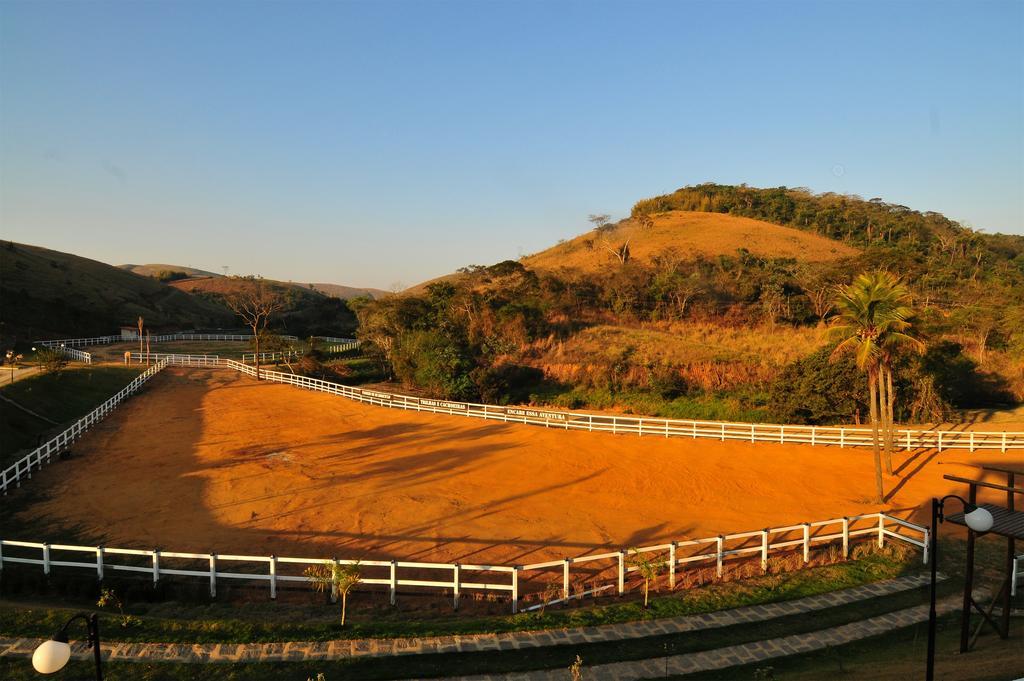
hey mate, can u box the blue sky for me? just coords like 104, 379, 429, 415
1, 0, 1021, 288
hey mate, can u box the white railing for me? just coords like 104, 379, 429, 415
324, 341, 360, 354
36, 332, 304, 347
1, 361, 169, 494
0, 513, 927, 613
313, 336, 357, 344
37, 335, 121, 348
241, 351, 300, 363
213, 360, 1024, 452
127, 353, 221, 366
59, 346, 92, 364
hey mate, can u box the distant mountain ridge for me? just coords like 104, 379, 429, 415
121, 264, 386, 299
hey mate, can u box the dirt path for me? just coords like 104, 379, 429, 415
10, 368, 1022, 566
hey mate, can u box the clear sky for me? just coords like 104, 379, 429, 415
1, 0, 1021, 289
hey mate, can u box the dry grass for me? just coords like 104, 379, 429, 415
522, 211, 860, 274
532, 322, 825, 391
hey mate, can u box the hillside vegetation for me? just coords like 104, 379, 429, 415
170, 276, 357, 337
523, 211, 859, 274
356, 184, 1024, 424
0, 242, 234, 344
119, 263, 222, 279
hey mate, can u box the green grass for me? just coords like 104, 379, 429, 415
0, 366, 144, 464
325, 356, 385, 384
539, 385, 770, 422
0, 579, 960, 681
0, 546, 916, 644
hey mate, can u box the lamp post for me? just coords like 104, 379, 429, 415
32, 612, 103, 680
926, 495, 994, 681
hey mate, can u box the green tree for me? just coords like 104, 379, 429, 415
827, 272, 918, 502
305, 560, 361, 627
627, 548, 666, 608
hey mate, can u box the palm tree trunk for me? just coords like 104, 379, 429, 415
878, 369, 893, 475
868, 369, 884, 503
885, 365, 897, 471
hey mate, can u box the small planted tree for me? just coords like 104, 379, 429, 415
225, 280, 284, 380
97, 588, 140, 628
37, 347, 68, 375
627, 548, 666, 609
305, 560, 360, 627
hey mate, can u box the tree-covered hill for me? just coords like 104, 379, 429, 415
355, 185, 1024, 421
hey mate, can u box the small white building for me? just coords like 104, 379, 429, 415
120, 326, 139, 340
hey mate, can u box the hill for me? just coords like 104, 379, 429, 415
119, 263, 222, 279
523, 211, 859, 275
308, 283, 389, 300
358, 184, 1024, 421
0, 243, 234, 344
169, 276, 357, 337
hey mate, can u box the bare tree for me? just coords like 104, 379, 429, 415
225, 281, 285, 380
588, 214, 611, 231
600, 237, 631, 265
137, 316, 144, 357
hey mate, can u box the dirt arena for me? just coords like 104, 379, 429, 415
12, 367, 1022, 565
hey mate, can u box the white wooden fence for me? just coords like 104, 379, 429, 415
1, 361, 169, 494
58, 346, 92, 364
36, 332, 305, 347
241, 350, 300, 363
0, 513, 928, 613
127, 353, 222, 366
190, 358, 1021, 452
37, 335, 121, 348
324, 341, 360, 354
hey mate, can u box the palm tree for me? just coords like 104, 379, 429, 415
305, 560, 361, 627
827, 272, 919, 502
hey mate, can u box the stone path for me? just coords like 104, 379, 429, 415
449, 590, 975, 681
0, 573, 937, 664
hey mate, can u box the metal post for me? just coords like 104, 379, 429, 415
152, 549, 160, 586
96, 546, 104, 581
802, 524, 810, 563
761, 530, 769, 573
842, 518, 849, 558
42, 543, 50, 575
960, 486, 978, 653
926, 498, 939, 681
877, 515, 885, 548
269, 556, 277, 600
209, 554, 217, 598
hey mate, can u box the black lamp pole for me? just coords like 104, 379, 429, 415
926, 494, 988, 681
53, 612, 103, 680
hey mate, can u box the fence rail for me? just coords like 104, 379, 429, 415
127, 353, 221, 366
36, 332, 305, 347
1, 361, 169, 494
200, 359, 1022, 452
241, 351, 300, 363
0, 513, 927, 613
59, 346, 92, 364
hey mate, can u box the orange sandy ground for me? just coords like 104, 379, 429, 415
11, 368, 1023, 566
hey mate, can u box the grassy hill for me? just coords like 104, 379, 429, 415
309, 283, 389, 300
119, 263, 222, 279
0, 242, 234, 345
523, 211, 859, 274
358, 184, 1024, 422
169, 276, 357, 337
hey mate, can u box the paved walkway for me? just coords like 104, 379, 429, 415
449, 590, 975, 681
0, 573, 936, 664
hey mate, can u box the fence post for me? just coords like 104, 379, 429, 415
152, 549, 160, 586
511, 567, 520, 613
802, 524, 810, 563
96, 546, 104, 582
842, 518, 850, 558
811, 426, 816, 446
668, 542, 677, 589
877, 515, 885, 548
1003, 432, 1008, 453
720, 423, 725, 441
840, 427, 845, 448
922, 528, 930, 565
937, 431, 943, 453
390, 560, 397, 606
42, 543, 50, 576
209, 554, 217, 598
453, 564, 460, 610
269, 556, 277, 600
716, 536, 724, 578
563, 559, 571, 601
617, 550, 625, 595
969, 431, 975, 453
761, 530, 769, 573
